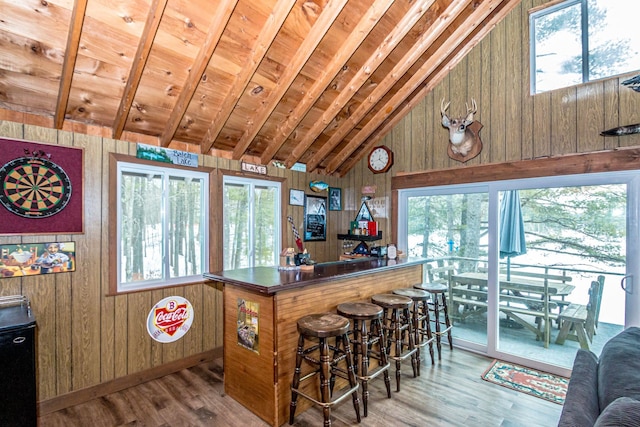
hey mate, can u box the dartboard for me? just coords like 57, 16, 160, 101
0, 156, 72, 218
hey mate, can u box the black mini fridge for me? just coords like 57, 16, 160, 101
0, 295, 37, 427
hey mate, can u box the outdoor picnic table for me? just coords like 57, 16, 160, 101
452, 271, 575, 296
449, 271, 576, 347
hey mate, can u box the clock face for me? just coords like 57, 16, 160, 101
368, 146, 393, 173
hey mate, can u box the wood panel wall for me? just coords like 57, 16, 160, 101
0, 116, 350, 409
1, 0, 639, 412
364, 0, 640, 180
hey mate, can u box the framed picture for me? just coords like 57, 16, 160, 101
356, 201, 373, 221
328, 187, 342, 211
0, 241, 76, 278
303, 194, 327, 241
289, 189, 305, 206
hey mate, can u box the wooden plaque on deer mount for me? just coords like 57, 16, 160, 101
447, 121, 483, 163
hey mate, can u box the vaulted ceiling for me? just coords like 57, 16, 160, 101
1, 0, 521, 176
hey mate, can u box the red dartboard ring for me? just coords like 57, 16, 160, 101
0, 156, 72, 218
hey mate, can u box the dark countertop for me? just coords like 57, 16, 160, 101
203, 257, 428, 295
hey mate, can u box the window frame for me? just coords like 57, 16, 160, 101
529, 0, 637, 94
108, 153, 216, 294
221, 172, 284, 270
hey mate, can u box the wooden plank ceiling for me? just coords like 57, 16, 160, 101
0, 0, 521, 176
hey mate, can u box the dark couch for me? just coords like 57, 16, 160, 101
558, 327, 640, 426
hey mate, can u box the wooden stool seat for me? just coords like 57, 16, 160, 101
371, 293, 413, 310
370, 294, 417, 392
337, 301, 383, 320
414, 283, 453, 360
392, 288, 430, 301
414, 282, 448, 293
289, 313, 361, 426
296, 312, 351, 337
393, 288, 435, 371
337, 302, 391, 417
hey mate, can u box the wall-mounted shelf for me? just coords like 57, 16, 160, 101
337, 232, 382, 242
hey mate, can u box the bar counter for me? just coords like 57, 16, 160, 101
204, 257, 428, 426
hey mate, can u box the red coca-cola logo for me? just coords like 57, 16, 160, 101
154, 304, 188, 336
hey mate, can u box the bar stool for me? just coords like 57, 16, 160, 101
337, 302, 391, 417
289, 312, 361, 427
414, 282, 453, 360
370, 294, 417, 392
392, 288, 435, 373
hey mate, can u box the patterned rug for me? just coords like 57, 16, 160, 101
481, 359, 569, 404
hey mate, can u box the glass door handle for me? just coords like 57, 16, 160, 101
621, 275, 633, 294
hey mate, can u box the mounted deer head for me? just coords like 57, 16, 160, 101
441, 98, 478, 157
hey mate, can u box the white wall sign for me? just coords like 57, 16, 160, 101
147, 296, 194, 343
241, 161, 267, 175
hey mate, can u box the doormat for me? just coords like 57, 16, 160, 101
481, 359, 569, 404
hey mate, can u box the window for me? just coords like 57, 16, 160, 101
113, 157, 209, 292
530, 0, 640, 94
223, 175, 281, 269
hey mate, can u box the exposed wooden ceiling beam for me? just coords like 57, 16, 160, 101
2, 0, 527, 176
337, 0, 520, 175
159, 0, 239, 147
331, 0, 509, 175
309, 0, 470, 173
112, 0, 168, 140
259, 0, 394, 165
228, 0, 348, 162
54, 0, 88, 129
283, 0, 435, 169
200, 0, 297, 155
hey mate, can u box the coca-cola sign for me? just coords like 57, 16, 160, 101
147, 296, 194, 343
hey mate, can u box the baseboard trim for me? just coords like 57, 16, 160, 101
38, 347, 223, 416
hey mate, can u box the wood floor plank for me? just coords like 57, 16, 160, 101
39, 350, 563, 426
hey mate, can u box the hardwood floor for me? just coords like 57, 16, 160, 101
38, 349, 562, 427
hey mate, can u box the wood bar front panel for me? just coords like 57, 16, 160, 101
223, 285, 277, 426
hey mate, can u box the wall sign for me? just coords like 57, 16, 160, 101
241, 161, 267, 175
362, 185, 377, 195
0, 139, 83, 235
136, 143, 198, 167
147, 296, 194, 343
237, 298, 259, 354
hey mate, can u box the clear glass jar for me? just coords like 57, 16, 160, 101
387, 243, 397, 260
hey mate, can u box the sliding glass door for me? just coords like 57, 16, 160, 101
404, 187, 490, 351
398, 171, 640, 376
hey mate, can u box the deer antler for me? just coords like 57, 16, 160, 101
441, 99, 451, 127
441, 98, 450, 115
465, 99, 477, 117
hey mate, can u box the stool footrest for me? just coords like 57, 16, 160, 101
290, 383, 359, 409
387, 346, 417, 362
415, 335, 436, 348
434, 325, 452, 335
357, 362, 391, 382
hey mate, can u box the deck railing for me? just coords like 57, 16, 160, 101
421, 255, 625, 357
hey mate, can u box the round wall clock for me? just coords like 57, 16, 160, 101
0, 156, 72, 218
367, 145, 393, 174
